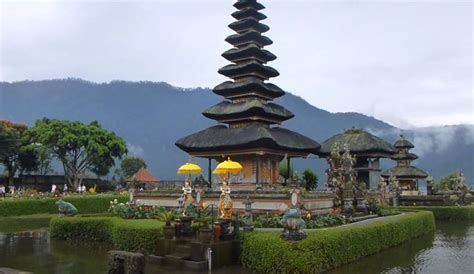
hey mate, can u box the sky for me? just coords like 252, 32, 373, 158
0, 0, 472, 129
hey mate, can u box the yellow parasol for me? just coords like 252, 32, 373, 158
213, 158, 243, 175
177, 162, 202, 175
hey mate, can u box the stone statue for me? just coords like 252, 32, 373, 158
218, 180, 233, 220
378, 176, 388, 206
182, 180, 194, 216
280, 208, 306, 240
388, 174, 400, 207
56, 199, 78, 216
455, 172, 470, 205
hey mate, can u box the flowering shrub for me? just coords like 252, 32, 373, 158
252, 213, 352, 229
108, 199, 160, 219
305, 214, 351, 229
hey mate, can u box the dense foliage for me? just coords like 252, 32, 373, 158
120, 156, 147, 179
50, 216, 163, 254
302, 168, 318, 191
433, 172, 459, 192
253, 213, 352, 229
0, 120, 39, 185
0, 194, 127, 217
241, 211, 435, 273
25, 118, 128, 189
399, 205, 474, 220
108, 199, 161, 219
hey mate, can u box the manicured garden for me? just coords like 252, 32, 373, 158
241, 210, 435, 273
0, 194, 127, 217
50, 216, 164, 254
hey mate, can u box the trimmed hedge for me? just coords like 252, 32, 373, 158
399, 205, 474, 220
0, 195, 128, 217
241, 211, 435, 273
50, 216, 163, 254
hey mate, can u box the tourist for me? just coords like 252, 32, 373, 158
51, 184, 57, 193
0, 185, 5, 198
10, 185, 15, 195
77, 184, 82, 194
63, 184, 68, 193
81, 185, 86, 193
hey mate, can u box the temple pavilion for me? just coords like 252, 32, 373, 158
318, 128, 396, 189
382, 135, 429, 195
176, 0, 320, 188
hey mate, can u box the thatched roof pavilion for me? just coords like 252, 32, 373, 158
318, 128, 396, 189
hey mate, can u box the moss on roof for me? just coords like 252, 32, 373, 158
318, 129, 395, 157
381, 166, 429, 179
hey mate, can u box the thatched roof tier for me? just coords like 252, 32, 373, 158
234, 0, 265, 11
222, 44, 276, 63
203, 99, 293, 123
229, 18, 269, 34
226, 30, 273, 48
381, 166, 429, 179
394, 135, 414, 149
318, 128, 396, 158
232, 7, 267, 21
391, 152, 418, 161
176, 124, 320, 155
175, 0, 320, 160
219, 60, 279, 80
213, 79, 284, 100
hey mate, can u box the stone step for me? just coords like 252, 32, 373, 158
175, 244, 191, 254
163, 253, 191, 267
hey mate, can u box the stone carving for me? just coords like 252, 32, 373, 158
378, 176, 388, 206
327, 143, 357, 212
388, 173, 400, 207
280, 208, 306, 241
455, 171, 470, 205
55, 199, 78, 216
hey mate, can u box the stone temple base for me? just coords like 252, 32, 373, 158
134, 191, 334, 214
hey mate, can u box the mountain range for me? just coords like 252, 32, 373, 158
0, 79, 472, 184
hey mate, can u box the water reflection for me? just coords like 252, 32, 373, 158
328, 221, 474, 274
1, 222, 473, 274
0, 229, 109, 274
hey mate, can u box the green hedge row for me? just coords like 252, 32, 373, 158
399, 205, 474, 220
50, 216, 163, 254
241, 211, 435, 273
0, 195, 128, 217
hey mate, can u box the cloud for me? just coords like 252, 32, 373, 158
0, 0, 471, 127
126, 143, 145, 157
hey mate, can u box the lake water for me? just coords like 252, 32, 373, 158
1, 221, 473, 274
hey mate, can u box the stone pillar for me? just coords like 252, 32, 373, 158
208, 158, 212, 188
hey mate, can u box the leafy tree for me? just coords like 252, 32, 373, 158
0, 120, 39, 185
434, 172, 458, 192
303, 168, 319, 191
25, 118, 128, 189
279, 160, 294, 185
120, 156, 147, 179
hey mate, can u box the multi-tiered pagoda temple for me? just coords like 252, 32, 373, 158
382, 135, 429, 195
176, 0, 320, 187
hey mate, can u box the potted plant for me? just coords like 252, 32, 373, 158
196, 217, 213, 243
157, 209, 176, 239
